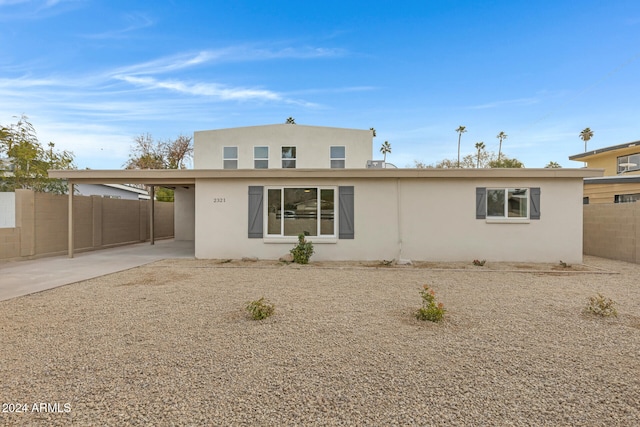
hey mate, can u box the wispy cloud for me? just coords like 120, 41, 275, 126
468, 97, 540, 110
84, 12, 154, 39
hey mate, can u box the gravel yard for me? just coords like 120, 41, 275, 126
1, 256, 639, 426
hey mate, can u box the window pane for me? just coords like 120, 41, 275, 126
320, 189, 335, 235
254, 159, 268, 169
283, 188, 317, 236
223, 146, 237, 159
508, 189, 528, 218
331, 146, 345, 159
267, 189, 282, 235
331, 160, 345, 169
254, 146, 268, 159
487, 189, 505, 217
223, 160, 237, 169
282, 146, 296, 159
282, 159, 296, 168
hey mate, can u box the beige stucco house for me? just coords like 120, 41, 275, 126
569, 140, 640, 204
51, 124, 602, 263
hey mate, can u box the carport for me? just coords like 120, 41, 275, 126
48, 169, 197, 258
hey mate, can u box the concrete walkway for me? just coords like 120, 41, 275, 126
0, 239, 194, 302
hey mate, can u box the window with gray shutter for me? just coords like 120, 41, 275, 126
475, 187, 486, 219
248, 186, 263, 238
339, 186, 354, 239
530, 187, 541, 220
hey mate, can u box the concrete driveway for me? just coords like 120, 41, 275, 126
0, 239, 194, 301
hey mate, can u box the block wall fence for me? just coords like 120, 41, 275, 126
0, 190, 174, 260
583, 202, 640, 264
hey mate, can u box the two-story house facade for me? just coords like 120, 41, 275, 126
569, 140, 640, 204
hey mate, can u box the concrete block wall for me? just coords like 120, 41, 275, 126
583, 203, 640, 264
0, 190, 174, 260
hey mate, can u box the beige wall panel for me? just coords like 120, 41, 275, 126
101, 198, 143, 245
154, 201, 175, 239
583, 203, 639, 263
0, 228, 21, 259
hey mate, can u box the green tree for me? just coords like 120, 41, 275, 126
455, 125, 467, 168
545, 161, 562, 168
380, 141, 391, 162
496, 131, 508, 162
0, 115, 75, 193
474, 142, 486, 168
579, 127, 593, 152
488, 156, 524, 168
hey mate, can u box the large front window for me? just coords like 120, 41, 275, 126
267, 187, 335, 237
487, 188, 528, 218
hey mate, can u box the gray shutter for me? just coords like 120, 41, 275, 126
530, 187, 541, 220
248, 186, 263, 238
475, 187, 486, 219
339, 186, 354, 239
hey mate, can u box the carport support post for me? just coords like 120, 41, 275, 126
149, 185, 155, 245
68, 182, 74, 258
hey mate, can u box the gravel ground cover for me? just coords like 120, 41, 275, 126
1, 256, 639, 426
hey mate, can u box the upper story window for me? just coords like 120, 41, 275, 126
282, 146, 296, 168
487, 188, 528, 219
223, 146, 238, 169
254, 146, 269, 169
617, 153, 640, 174
330, 146, 345, 168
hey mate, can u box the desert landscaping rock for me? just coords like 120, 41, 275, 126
0, 256, 638, 426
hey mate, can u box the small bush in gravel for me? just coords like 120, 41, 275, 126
473, 259, 486, 266
246, 297, 275, 320
415, 285, 446, 322
290, 233, 314, 264
585, 293, 618, 318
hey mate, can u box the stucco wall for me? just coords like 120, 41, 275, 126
0, 190, 174, 260
195, 177, 584, 263
194, 124, 373, 169
0, 192, 16, 228
174, 186, 195, 241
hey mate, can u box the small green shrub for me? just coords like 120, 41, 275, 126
415, 285, 446, 322
559, 260, 570, 268
472, 259, 486, 266
585, 293, 618, 318
290, 233, 314, 264
245, 297, 275, 320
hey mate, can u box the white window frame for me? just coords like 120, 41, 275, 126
223, 146, 238, 169
330, 146, 346, 168
486, 188, 529, 222
254, 146, 269, 169
264, 186, 337, 242
281, 146, 296, 169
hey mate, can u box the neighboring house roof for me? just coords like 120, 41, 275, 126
584, 175, 640, 185
569, 140, 640, 161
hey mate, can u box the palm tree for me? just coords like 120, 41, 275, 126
380, 141, 391, 162
474, 142, 485, 168
370, 127, 376, 137
496, 131, 507, 162
285, 117, 296, 124
579, 128, 593, 152
455, 125, 467, 168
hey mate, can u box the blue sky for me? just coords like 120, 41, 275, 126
1, 0, 639, 169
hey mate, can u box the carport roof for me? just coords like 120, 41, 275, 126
48, 168, 604, 185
